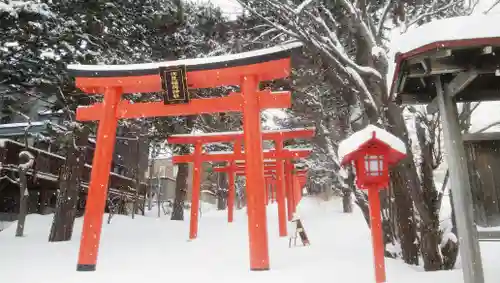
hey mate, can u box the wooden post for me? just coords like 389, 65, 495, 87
189, 141, 202, 240
15, 167, 29, 237
242, 75, 270, 271
435, 76, 484, 283
367, 188, 386, 283
77, 87, 120, 272
228, 161, 236, 223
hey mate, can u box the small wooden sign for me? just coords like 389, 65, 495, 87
159, 66, 189, 105
289, 218, 310, 247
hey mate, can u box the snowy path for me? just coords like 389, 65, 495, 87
1, 198, 499, 282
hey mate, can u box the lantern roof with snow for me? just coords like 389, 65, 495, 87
390, 14, 500, 105
338, 125, 406, 166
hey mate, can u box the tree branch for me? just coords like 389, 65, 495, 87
376, 0, 395, 40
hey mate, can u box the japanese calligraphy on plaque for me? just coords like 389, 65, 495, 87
159, 66, 189, 105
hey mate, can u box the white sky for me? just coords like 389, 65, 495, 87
190, 0, 243, 20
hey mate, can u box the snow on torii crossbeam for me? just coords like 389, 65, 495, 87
168, 128, 314, 238
68, 42, 302, 273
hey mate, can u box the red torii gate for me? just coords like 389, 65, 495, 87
218, 168, 308, 204
216, 161, 308, 220
68, 42, 302, 272
168, 128, 314, 237
168, 140, 311, 231
215, 156, 310, 222
171, 148, 310, 229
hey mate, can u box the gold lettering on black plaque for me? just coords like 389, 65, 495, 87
159, 66, 189, 105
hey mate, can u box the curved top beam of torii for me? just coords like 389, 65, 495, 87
67, 42, 302, 94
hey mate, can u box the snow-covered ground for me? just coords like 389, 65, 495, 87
1, 197, 499, 283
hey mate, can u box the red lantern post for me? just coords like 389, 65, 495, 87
338, 125, 406, 283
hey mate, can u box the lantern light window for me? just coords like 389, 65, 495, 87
365, 155, 384, 176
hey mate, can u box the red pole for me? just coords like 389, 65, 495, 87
367, 187, 386, 283
270, 177, 276, 204
227, 161, 235, 223
189, 142, 202, 240
290, 170, 297, 214
293, 175, 301, 210
77, 87, 120, 272
275, 142, 287, 237
264, 177, 269, 205
242, 75, 270, 271
285, 160, 294, 221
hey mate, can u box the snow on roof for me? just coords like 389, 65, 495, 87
392, 14, 500, 55
337, 125, 406, 164
67, 42, 302, 72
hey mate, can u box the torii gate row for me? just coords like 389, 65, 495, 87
219, 167, 307, 208
231, 159, 309, 218
168, 129, 315, 240
214, 162, 308, 223
69, 42, 303, 272
170, 147, 312, 239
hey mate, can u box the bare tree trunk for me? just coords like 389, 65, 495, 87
157, 175, 161, 217
390, 169, 419, 264
385, 104, 420, 265
171, 161, 189, 221
217, 171, 228, 210
341, 187, 353, 213
147, 146, 156, 211
16, 168, 29, 237
416, 117, 444, 270
49, 126, 89, 242
132, 137, 141, 219
342, 167, 355, 213
441, 189, 459, 270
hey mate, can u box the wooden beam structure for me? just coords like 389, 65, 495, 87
390, 23, 490, 283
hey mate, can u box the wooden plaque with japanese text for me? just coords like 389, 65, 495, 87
160, 66, 190, 105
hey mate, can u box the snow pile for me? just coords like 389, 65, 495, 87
338, 124, 406, 164
1, 197, 500, 283
392, 14, 500, 54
